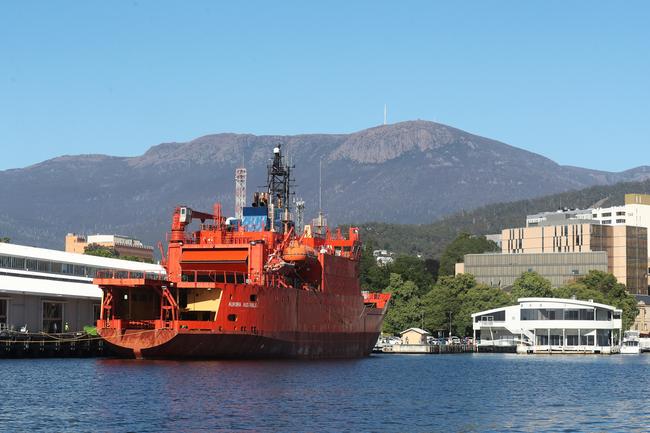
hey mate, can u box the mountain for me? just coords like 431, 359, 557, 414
361, 178, 650, 258
1, 120, 649, 250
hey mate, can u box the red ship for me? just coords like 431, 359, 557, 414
94, 145, 390, 359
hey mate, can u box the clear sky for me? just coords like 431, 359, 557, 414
1, 1, 649, 171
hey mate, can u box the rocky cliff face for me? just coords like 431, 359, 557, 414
1, 120, 648, 249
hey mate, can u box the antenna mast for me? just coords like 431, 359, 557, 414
384, 104, 387, 125
235, 166, 247, 220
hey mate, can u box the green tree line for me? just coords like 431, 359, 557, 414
362, 234, 639, 336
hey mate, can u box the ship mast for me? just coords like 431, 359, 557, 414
266, 144, 294, 233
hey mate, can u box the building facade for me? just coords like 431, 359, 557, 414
461, 251, 608, 289
65, 233, 154, 261
0, 242, 163, 333
472, 297, 622, 354
501, 224, 647, 294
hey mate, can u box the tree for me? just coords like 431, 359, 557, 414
439, 232, 499, 276
385, 256, 434, 295
421, 273, 478, 337
0, 237, 10, 243
456, 286, 512, 337
360, 242, 390, 292
382, 273, 423, 334
510, 272, 553, 299
84, 244, 119, 258
568, 270, 639, 331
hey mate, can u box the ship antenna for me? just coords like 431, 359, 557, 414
319, 157, 322, 212
384, 104, 387, 125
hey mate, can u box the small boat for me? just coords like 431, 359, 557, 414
621, 330, 641, 354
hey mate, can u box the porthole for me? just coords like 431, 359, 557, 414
227, 314, 237, 322
250, 294, 257, 302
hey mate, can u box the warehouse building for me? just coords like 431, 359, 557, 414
0, 242, 163, 333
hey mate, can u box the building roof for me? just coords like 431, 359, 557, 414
471, 297, 621, 317
0, 274, 101, 299
0, 242, 163, 272
400, 327, 431, 335
518, 297, 620, 312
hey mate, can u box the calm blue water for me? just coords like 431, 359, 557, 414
0, 353, 648, 432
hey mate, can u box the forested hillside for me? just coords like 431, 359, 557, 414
360, 178, 650, 258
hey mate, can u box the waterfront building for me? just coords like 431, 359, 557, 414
65, 233, 154, 261
632, 295, 650, 335
501, 224, 647, 294
472, 297, 622, 354
400, 327, 430, 345
460, 251, 608, 289
526, 194, 650, 281
0, 242, 164, 333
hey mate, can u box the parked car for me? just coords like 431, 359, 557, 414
448, 336, 461, 345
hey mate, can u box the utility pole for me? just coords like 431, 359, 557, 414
448, 311, 452, 337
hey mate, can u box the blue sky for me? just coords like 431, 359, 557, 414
1, 1, 648, 171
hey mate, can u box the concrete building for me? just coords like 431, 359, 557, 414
526, 194, 650, 269
501, 224, 647, 294
526, 208, 596, 227
0, 242, 163, 333
472, 297, 622, 354
65, 233, 154, 261
400, 327, 430, 345
461, 251, 608, 289
632, 295, 650, 335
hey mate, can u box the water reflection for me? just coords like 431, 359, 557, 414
0, 354, 648, 432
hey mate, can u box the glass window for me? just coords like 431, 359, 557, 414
566, 334, 579, 345
43, 302, 64, 333
602, 212, 612, 217
565, 310, 579, 320
580, 335, 595, 345
550, 333, 562, 345
0, 299, 7, 328
596, 308, 611, 320
579, 309, 594, 320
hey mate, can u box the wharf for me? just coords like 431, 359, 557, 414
0, 330, 109, 358
380, 344, 473, 354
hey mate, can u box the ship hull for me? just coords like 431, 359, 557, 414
101, 330, 382, 359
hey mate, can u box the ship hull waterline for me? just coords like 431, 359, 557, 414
99, 328, 382, 360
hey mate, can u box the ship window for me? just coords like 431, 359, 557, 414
227, 314, 237, 322
250, 294, 257, 302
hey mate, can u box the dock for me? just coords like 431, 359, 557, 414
380, 344, 473, 354
0, 331, 109, 358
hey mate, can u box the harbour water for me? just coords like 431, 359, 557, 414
1, 353, 648, 432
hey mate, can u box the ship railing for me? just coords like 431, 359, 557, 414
123, 320, 156, 330
95, 269, 167, 280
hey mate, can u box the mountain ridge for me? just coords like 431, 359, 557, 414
1, 120, 649, 250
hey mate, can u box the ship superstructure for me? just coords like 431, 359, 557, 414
94, 145, 390, 359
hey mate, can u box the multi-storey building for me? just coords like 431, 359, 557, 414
65, 233, 154, 261
501, 224, 647, 294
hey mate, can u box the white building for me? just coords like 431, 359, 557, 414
472, 297, 622, 354
0, 242, 164, 333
